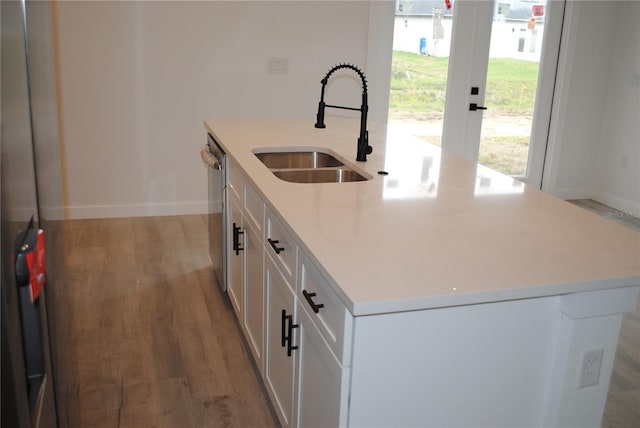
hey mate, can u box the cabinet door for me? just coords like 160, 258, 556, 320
244, 222, 264, 372
227, 196, 244, 319
264, 255, 297, 428
296, 304, 350, 428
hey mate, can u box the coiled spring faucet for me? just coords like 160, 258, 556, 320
314, 63, 372, 162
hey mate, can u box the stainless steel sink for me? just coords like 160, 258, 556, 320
255, 151, 343, 169
253, 149, 370, 183
273, 168, 368, 183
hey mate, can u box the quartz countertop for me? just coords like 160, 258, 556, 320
205, 118, 640, 316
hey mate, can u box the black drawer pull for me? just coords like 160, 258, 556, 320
302, 290, 325, 313
233, 223, 244, 255
268, 238, 284, 254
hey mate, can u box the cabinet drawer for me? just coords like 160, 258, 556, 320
298, 253, 353, 364
266, 208, 297, 285
228, 160, 264, 235
244, 183, 264, 236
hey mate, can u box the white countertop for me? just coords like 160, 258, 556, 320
205, 118, 640, 316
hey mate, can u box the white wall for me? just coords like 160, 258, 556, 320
27, 0, 65, 221
54, 0, 638, 219
591, 1, 640, 216
53, 0, 394, 219
544, 1, 640, 215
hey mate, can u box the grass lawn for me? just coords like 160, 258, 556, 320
389, 51, 539, 175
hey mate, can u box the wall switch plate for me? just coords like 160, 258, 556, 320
267, 57, 289, 74
620, 154, 629, 170
578, 348, 604, 388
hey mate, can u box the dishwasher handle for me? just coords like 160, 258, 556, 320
201, 145, 221, 170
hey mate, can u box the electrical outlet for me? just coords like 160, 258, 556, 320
267, 57, 289, 74
578, 348, 604, 388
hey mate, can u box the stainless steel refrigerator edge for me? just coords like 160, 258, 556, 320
2, 0, 63, 427
206, 134, 227, 291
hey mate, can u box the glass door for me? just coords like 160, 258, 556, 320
430, 0, 564, 187
388, 2, 455, 146
478, 0, 564, 185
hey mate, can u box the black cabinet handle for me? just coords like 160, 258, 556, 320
286, 314, 299, 357
302, 290, 325, 313
281, 309, 287, 347
281, 309, 298, 357
267, 238, 284, 254
233, 223, 244, 255
469, 103, 488, 111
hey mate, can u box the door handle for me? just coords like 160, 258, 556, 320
232, 222, 244, 255
469, 103, 488, 111
286, 314, 299, 357
281, 309, 287, 347
281, 309, 299, 357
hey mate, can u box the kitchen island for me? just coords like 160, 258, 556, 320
205, 118, 639, 428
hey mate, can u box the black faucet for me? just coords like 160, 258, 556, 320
314, 63, 372, 162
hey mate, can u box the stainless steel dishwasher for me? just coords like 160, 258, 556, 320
203, 133, 227, 291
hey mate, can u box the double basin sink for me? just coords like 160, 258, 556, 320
254, 149, 370, 183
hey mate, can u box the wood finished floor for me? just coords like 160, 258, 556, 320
56, 215, 277, 428
55, 212, 638, 427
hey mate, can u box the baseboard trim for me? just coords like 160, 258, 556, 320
590, 191, 640, 219
64, 201, 208, 219
549, 187, 593, 202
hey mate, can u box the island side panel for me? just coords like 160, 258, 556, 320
348, 296, 562, 427
542, 286, 640, 427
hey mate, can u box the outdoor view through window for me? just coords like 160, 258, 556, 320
390, 0, 548, 177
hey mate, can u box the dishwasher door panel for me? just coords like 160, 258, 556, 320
207, 136, 227, 291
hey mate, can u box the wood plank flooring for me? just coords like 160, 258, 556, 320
54, 212, 638, 427
602, 298, 640, 428
55, 215, 277, 428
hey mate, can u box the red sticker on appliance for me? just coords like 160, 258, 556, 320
27, 229, 46, 301
445, 0, 452, 10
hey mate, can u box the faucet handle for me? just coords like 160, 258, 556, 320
356, 131, 373, 161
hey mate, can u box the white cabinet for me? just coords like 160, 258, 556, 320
264, 252, 351, 428
226, 159, 265, 371
244, 221, 264, 371
264, 255, 297, 428
226, 162, 352, 428
227, 195, 243, 319
262, 222, 350, 428
296, 299, 350, 428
